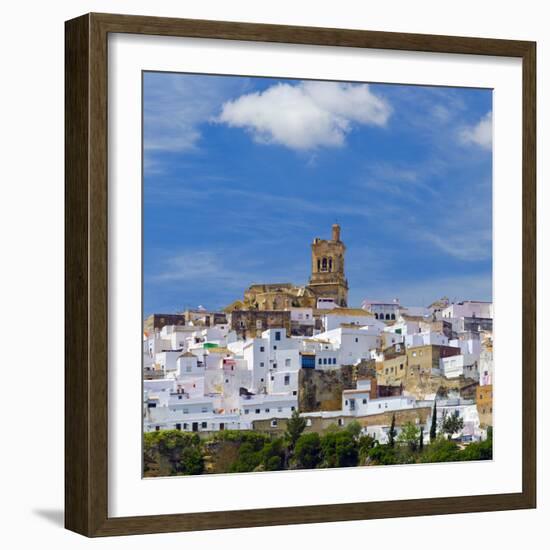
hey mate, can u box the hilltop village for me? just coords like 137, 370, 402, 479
143, 225, 493, 472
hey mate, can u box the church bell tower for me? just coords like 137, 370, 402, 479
307, 224, 348, 307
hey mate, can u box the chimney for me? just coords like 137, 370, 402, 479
332, 224, 341, 242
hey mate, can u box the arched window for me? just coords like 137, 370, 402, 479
374, 313, 378, 319
391, 313, 396, 320
328, 258, 333, 272
385, 313, 391, 320
321, 257, 328, 271
317, 259, 321, 271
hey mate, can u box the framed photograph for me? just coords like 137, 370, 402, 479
65, 13, 536, 537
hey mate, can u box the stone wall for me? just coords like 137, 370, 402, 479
299, 360, 376, 412
252, 407, 432, 436
229, 310, 291, 339
403, 371, 478, 400
144, 313, 186, 333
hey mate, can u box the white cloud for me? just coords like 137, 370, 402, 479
459, 111, 492, 150
215, 81, 391, 150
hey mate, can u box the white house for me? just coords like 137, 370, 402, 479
322, 308, 376, 332
440, 354, 480, 380
442, 301, 493, 320
361, 299, 400, 321
313, 327, 379, 365
405, 331, 449, 348
155, 350, 181, 374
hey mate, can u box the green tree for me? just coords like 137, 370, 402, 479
227, 432, 271, 473
388, 413, 396, 447
367, 444, 398, 465
143, 430, 205, 476
430, 401, 438, 441
357, 434, 376, 465
320, 431, 359, 468
420, 436, 459, 463
457, 438, 493, 461
285, 409, 307, 449
294, 432, 322, 469
419, 426, 424, 452
397, 421, 421, 452
457, 427, 493, 461
345, 420, 362, 439
441, 411, 464, 440
177, 445, 204, 475
261, 438, 286, 471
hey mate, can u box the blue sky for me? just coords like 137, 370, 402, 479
143, 72, 492, 316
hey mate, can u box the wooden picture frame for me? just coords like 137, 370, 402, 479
65, 12, 536, 537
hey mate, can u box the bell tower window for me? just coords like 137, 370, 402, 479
328, 258, 333, 272
321, 257, 328, 271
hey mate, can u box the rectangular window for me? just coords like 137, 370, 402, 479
284, 374, 290, 385
260, 346, 265, 352
285, 358, 291, 367
201, 422, 207, 429
255, 409, 260, 414
260, 362, 264, 367
275, 332, 281, 341
265, 408, 270, 413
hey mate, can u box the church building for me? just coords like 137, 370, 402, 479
227, 224, 349, 312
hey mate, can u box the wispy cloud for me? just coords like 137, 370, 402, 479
151, 251, 248, 286
459, 111, 492, 150
358, 160, 445, 202
143, 73, 248, 154
215, 81, 391, 150
416, 230, 492, 262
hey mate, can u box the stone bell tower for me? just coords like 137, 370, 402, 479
307, 224, 348, 307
